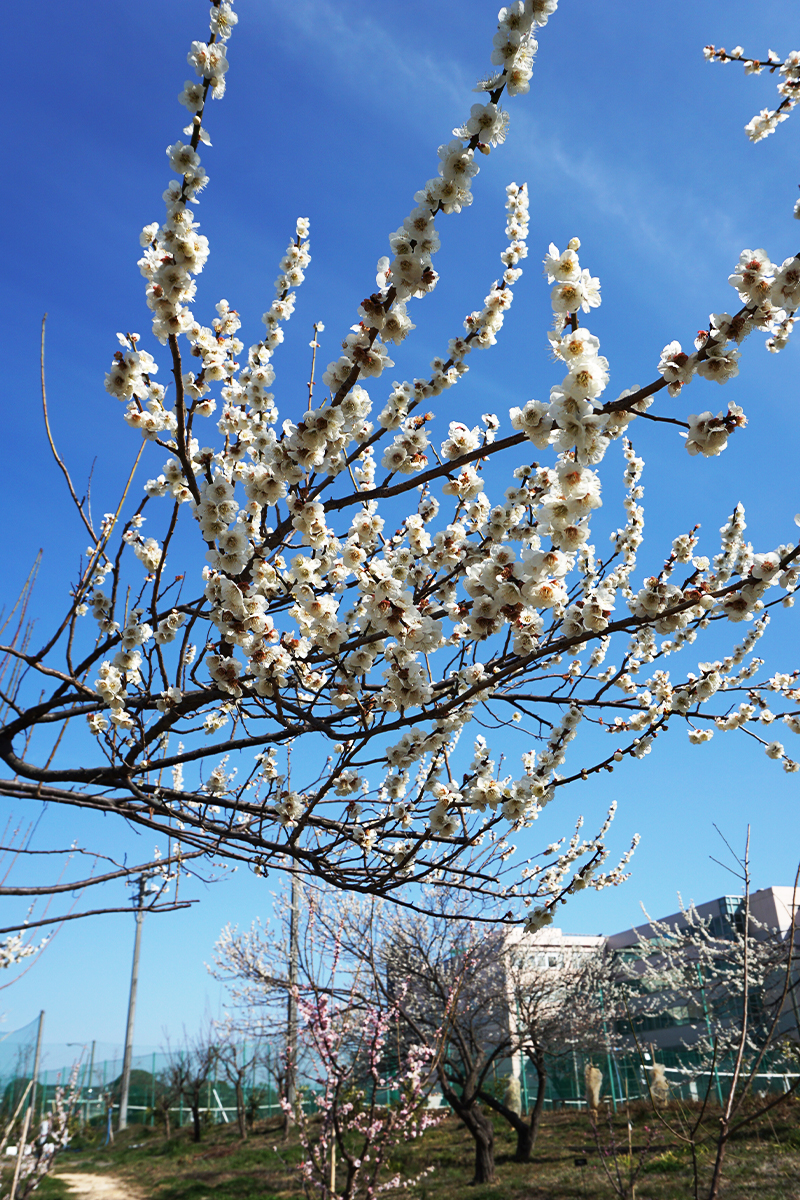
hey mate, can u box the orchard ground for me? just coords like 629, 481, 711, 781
6, 1101, 799, 1200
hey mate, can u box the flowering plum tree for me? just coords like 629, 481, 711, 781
217, 884, 506, 1185
16, 1069, 81, 1200
381, 900, 514, 1185
1, 1, 800, 928
618, 845, 800, 1200
215, 885, 444, 1193
498, 932, 623, 1161
290, 985, 441, 1200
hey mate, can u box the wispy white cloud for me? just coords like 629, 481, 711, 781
249, 0, 750, 284
506, 106, 745, 273
248, 0, 471, 119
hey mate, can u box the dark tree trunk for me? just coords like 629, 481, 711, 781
478, 1056, 549, 1164
191, 1099, 202, 1143
526, 1057, 548, 1158
515, 1120, 534, 1163
440, 1074, 496, 1186
478, 1089, 530, 1164
341, 1160, 358, 1200
164, 1109, 171, 1139
470, 1107, 496, 1185
707, 1128, 729, 1200
235, 1078, 247, 1140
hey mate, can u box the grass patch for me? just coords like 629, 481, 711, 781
28, 1178, 73, 1199
26, 1099, 799, 1200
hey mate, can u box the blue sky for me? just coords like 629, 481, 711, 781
2, 0, 800, 1053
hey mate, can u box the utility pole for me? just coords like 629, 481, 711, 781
30, 1010, 44, 1124
119, 877, 147, 1130
285, 868, 300, 1125
87, 1040, 96, 1125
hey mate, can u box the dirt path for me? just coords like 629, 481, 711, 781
57, 1173, 144, 1200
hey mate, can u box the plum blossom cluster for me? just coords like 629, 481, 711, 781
0, 931, 43, 969
705, 43, 800, 218
103, 0, 237, 443
11, 1062, 81, 1197
654, 245, 800, 440
79, 0, 800, 897
6, 0, 800, 927
705, 44, 800, 146
320, 0, 554, 403
519, 806, 639, 934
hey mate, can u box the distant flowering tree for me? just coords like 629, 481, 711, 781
620, 903, 797, 1075
216, 884, 499, 1184
498, 932, 623, 1161
381, 901, 514, 1185
370, 892, 621, 1182
619, 844, 800, 1200
215, 887, 441, 1198
2, 0, 800, 925
12, 1062, 80, 1200
213, 880, 328, 1130
290, 986, 440, 1200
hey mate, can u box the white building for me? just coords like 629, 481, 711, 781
606, 886, 799, 1051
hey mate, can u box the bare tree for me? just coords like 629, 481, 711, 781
216, 882, 617, 1183
166, 1035, 217, 1143
214, 1032, 261, 1140
151, 1069, 180, 1139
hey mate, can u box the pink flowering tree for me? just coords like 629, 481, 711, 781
2, 0, 800, 924
288, 984, 441, 1200
216, 885, 486, 1186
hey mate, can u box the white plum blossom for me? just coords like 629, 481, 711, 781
5, 1, 800, 936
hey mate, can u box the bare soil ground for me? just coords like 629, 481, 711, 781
57, 1174, 144, 1200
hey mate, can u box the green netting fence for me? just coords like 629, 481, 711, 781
1, 1034, 290, 1128
0, 1016, 40, 1123
516, 1044, 799, 1111
2, 1019, 797, 1130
